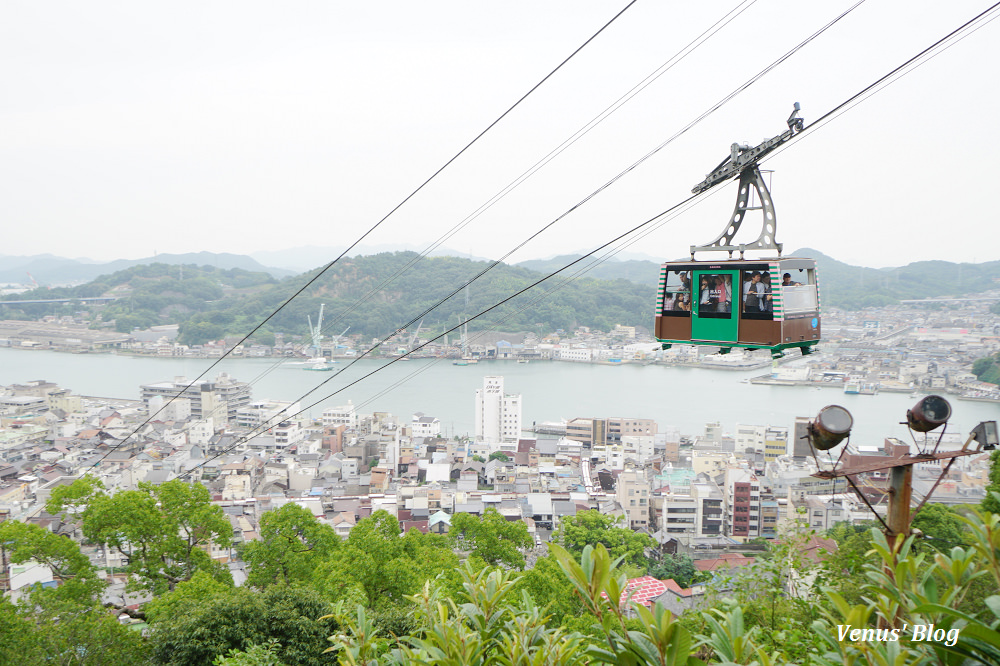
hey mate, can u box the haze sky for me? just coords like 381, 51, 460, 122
2, 1, 998, 269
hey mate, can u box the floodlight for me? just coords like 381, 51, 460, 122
972, 421, 998, 451
807, 405, 853, 451
906, 395, 951, 433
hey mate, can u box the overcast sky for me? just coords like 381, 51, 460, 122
2, 1, 998, 269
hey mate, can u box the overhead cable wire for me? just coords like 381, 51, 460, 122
245, 0, 761, 389
179, 2, 870, 476
180, 192, 703, 479
349, 193, 724, 414
90, 0, 639, 467
763, 1, 1000, 163
364, 1, 1000, 417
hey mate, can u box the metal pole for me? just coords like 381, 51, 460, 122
886, 464, 913, 544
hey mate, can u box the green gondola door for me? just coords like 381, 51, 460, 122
691, 270, 738, 344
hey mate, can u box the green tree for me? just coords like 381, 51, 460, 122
647, 553, 698, 588
313, 510, 459, 610
517, 552, 589, 626
0, 599, 151, 666
48, 477, 233, 594
823, 521, 877, 605
449, 508, 533, 569
242, 503, 340, 589
149, 585, 336, 666
0, 520, 105, 605
984, 449, 1000, 514
488, 451, 510, 462
972, 352, 1000, 385
553, 510, 653, 569
213, 641, 285, 666
911, 503, 967, 551
144, 570, 235, 623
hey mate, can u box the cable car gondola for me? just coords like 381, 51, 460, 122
655, 104, 820, 358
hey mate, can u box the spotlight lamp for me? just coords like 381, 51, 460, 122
906, 395, 952, 433
808, 405, 853, 451
971, 421, 998, 451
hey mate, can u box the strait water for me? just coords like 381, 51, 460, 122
1, 347, 997, 445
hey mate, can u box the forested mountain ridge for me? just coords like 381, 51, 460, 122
3, 250, 999, 346
178, 252, 654, 345
0, 253, 655, 345
0, 263, 279, 334
517, 249, 1000, 309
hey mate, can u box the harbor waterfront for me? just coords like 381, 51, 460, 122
1, 347, 996, 444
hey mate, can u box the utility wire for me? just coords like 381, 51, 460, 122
366, 1, 1000, 422
178, 2, 868, 477
180, 193, 703, 479
90, 1, 639, 467
349, 193, 721, 414
243, 0, 760, 389
764, 1, 1000, 163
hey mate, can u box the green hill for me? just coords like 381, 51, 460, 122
0, 263, 278, 334
518, 250, 1000, 310
177, 252, 655, 345
3, 251, 999, 347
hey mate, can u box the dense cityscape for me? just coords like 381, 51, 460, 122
1, 291, 998, 663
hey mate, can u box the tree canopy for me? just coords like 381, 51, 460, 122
449, 508, 533, 569
47, 477, 233, 594
553, 509, 653, 568
241, 503, 340, 589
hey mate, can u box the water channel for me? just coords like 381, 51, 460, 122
1, 348, 997, 445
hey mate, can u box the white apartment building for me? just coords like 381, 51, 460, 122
474, 376, 522, 445
622, 435, 655, 464
411, 412, 441, 438
322, 402, 358, 429
237, 400, 300, 429
557, 348, 594, 362
140, 373, 251, 423
274, 421, 304, 448
735, 424, 766, 455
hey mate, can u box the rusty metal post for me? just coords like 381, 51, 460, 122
878, 462, 914, 630
886, 463, 913, 544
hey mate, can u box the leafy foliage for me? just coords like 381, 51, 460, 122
2, 262, 276, 337
47, 476, 233, 594
242, 503, 341, 589
972, 351, 1000, 386
647, 553, 699, 589
449, 508, 533, 569
911, 503, 968, 551
312, 510, 459, 610
0, 597, 151, 666
149, 585, 336, 666
0, 519, 105, 605
173, 252, 655, 343
985, 449, 1000, 514
553, 509, 653, 569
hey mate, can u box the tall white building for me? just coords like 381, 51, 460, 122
474, 376, 522, 446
